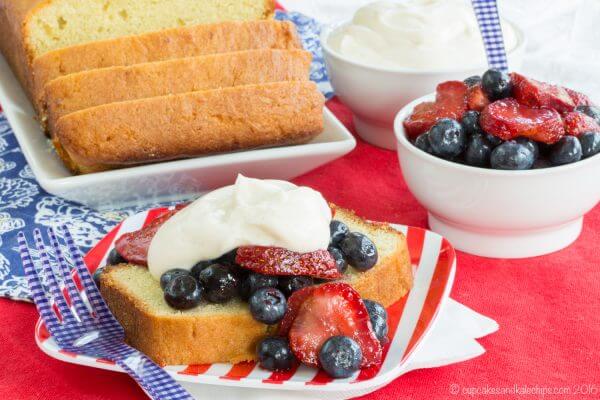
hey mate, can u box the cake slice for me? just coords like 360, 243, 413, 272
0, 0, 275, 104
99, 206, 413, 366
44, 49, 312, 133
53, 81, 325, 174
31, 20, 300, 117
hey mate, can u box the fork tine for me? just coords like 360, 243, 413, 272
59, 225, 115, 321
32, 229, 75, 323
46, 227, 94, 323
18, 232, 60, 330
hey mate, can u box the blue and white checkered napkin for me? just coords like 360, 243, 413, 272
0, 11, 332, 302
471, 0, 510, 71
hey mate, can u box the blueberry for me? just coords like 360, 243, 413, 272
92, 267, 104, 287
190, 260, 213, 280
532, 158, 552, 169
160, 268, 190, 290
363, 300, 389, 344
579, 132, 600, 158
481, 68, 512, 100
414, 132, 433, 153
249, 287, 287, 324
197, 264, 240, 303
463, 75, 482, 87
329, 220, 349, 246
217, 248, 239, 266
484, 133, 503, 147
464, 133, 493, 167
339, 232, 378, 271
278, 276, 314, 298
461, 110, 483, 136
575, 105, 600, 124
318, 336, 362, 379
257, 337, 295, 371
106, 248, 126, 265
428, 118, 467, 159
240, 272, 279, 301
164, 275, 202, 310
490, 141, 535, 170
328, 246, 348, 274
515, 137, 539, 159
549, 136, 582, 165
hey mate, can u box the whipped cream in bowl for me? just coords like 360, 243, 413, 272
147, 175, 332, 280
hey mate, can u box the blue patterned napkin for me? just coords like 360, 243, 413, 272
0, 11, 331, 301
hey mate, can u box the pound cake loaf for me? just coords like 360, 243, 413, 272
99, 206, 413, 366
54, 81, 325, 174
0, 0, 275, 104
31, 20, 300, 117
44, 49, 312, 133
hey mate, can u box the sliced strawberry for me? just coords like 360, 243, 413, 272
480, 98, 565, 144
288, 282, 382, 368
278, 286, 316, 336
235, 247, 340, 280
565, 88, 593, 107
563, 111, 600, 137
114, 206, 184, 266
403, 81, 468, 137
466, 84, 490, 112
510, 72, 575, 113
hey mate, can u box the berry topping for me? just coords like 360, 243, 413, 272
160, 268, 190, 290
240, 272, 279, 300
319, 336, 362, 379
566, 88, 592, 108
278, 276, 314, 298
480, 98, 565, 144
163, 275, 202, 310
490, 141, 535, 170
235, 247, 341, 279
463, 75, 482, 87
414, 132, 433, 153
328, 246, 348, 274
217, 248, 239, 266
579, 132, 600, 159
106, 248, 126, 265
279, 286, 316, 336
515, 137, 540, 159
575, 105, 600, 124
466, 84, 491, 111
288, 282, 382, 367
549, 136, 583, 166
257, 337, 295, 372
339, 232, 378, 272
464, 134, 493, 167
114, 207, 183, 266
197, 264, 239, 303
427, 118, 467, 159
563, 112, 600, 137
249, 287, 287, 324
190, 260, 213, 280
461, 110, 484, 136
403, 81, 468, 137
481, 68, 512, 101
510, 72, 575, 113
329, 220, 349, 246
363, 300, 389, 344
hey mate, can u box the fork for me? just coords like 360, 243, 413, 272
18, 226, 194, 400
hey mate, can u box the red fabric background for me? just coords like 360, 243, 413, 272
0, 98, 599, 399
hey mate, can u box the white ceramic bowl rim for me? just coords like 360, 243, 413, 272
394, 93, 600, 177
320, 17, 525, 75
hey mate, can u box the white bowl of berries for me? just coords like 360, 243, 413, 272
394, 69, 600, 258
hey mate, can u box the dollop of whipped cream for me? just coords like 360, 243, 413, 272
328, 0, 518, 70
147, 175, 332, 279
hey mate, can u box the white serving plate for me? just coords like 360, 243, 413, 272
35, 207, 456, 400
0, 55, 355, 210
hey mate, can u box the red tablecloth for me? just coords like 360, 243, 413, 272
0, 98, 599, 399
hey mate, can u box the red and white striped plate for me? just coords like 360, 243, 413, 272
35, 207, 456, 395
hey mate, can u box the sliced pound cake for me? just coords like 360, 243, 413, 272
53, 81, 325, 174
99, 207, 413, 366
0, 0, 275, 104
44, 49, 312, 133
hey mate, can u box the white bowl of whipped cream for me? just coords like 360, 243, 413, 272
321, 0, 526, 150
